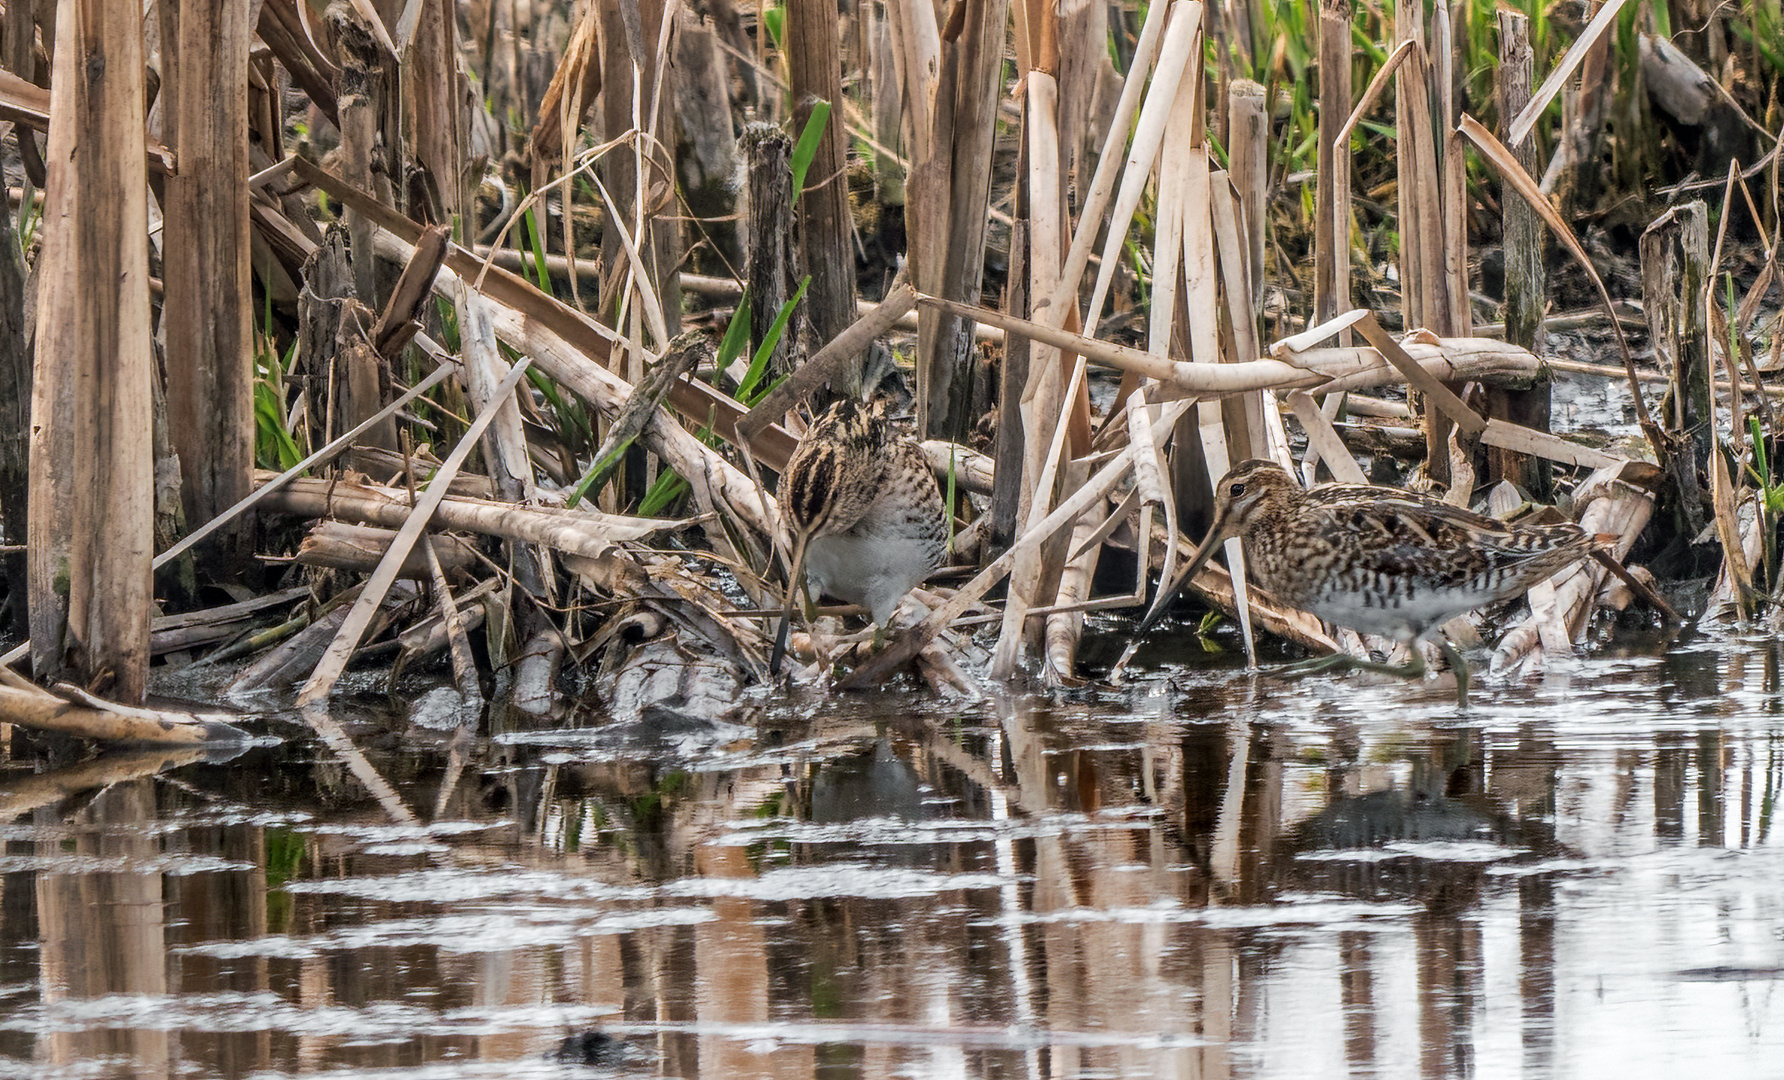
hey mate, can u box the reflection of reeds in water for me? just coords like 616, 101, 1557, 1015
11, 671, 1784, 1075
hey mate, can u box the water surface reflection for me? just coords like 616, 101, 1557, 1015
2, 634, 1783, 1078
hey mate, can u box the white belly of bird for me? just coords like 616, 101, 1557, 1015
1304, 582, 1503, 643
805, 531, 936, 628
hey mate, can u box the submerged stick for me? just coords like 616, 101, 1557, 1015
0, 681, 248, 744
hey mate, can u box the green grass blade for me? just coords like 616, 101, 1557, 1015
788, 101, 832, 205
522, 203, 553, 297
738, 277, 810, 404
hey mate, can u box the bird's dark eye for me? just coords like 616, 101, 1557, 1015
1227, 482, 1246, 498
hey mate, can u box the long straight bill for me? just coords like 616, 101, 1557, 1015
1138, 508, 1234, 632
770, 529, 813, 675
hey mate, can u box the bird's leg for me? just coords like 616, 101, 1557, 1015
1435, 638, 1470, 709
870, 624, 888, 651
1268, 640, 1471, 706
1267, 645, 1429, 683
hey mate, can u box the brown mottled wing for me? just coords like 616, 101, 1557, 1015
886, 437, 949, 553
1306, 485, 1589, 594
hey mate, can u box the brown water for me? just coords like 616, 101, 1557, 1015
3, 626, 1783, 1079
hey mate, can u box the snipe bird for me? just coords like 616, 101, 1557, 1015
775, 398, 946, 668
1152, 459, 1593, 705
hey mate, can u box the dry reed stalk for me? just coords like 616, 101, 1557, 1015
1641, 202, 1711, 535
1314, 0, 1353, 326
295, 522, 480, 578
864, 4, 904, 202
588, 0, 678, 353
260, 475, 679, 553
1393, 0, 1460, 484
1227, 80, 1267, 316
988, 0, 1174, 618
998, 4, 1203, 677
737, 281, 917, 442
1459, 115, 1662, 457
1043, 483, 1103, 686
1287, 391, 1368, 483
162, 0, 252, 575
883, 0, 939, 172
156, 362, 458, 570
27, 0, 154, 701
742, 123, 797, 385
1393, 0, 1443, 334
913, 0, 1009, 438
228, 580, 420, 692
1040, 0, 1169, 323
403, 0, 465, 223
420, 538, 483, 702
1705, 165, 1756, 617
1706, 494, 1763, 618
1478, 421, 1625, 470
923, 294, 1549, 394
586, 169, 672, 349
0, 665, 245, 744
1077, 2, 1201, 339
296, 359, 533, 705
1347, 317, 1485, 433
1432, 0, 1470, 335
453, 302, 536, 503
1491, 471, 1655, 674
1137, 75, 1190, 604
1129, 390, 1179, 629
1209, 169, 1268, 460
385, 238, 784, 541
1486, 10, 1553, 498
785, 0, 857, 389
1148, 520, 1345, 655
256, 0, 341, 120
1506, 0, 1634, 147
1175, 70, 1262, 660
994, 70, 1067, 678
151, 589, 310, 637
918, 441, 995, 495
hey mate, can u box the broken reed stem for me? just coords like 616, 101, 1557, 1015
296, 358, 532, 705
155, 361, 459, 570
1314, 0, 1353, 325
1043, 485, 1104, 685
921, 294, 1545, 394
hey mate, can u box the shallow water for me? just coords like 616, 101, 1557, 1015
3, 624, 1783, 1079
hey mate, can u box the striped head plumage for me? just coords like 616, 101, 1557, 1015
780, 398, 888, 543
